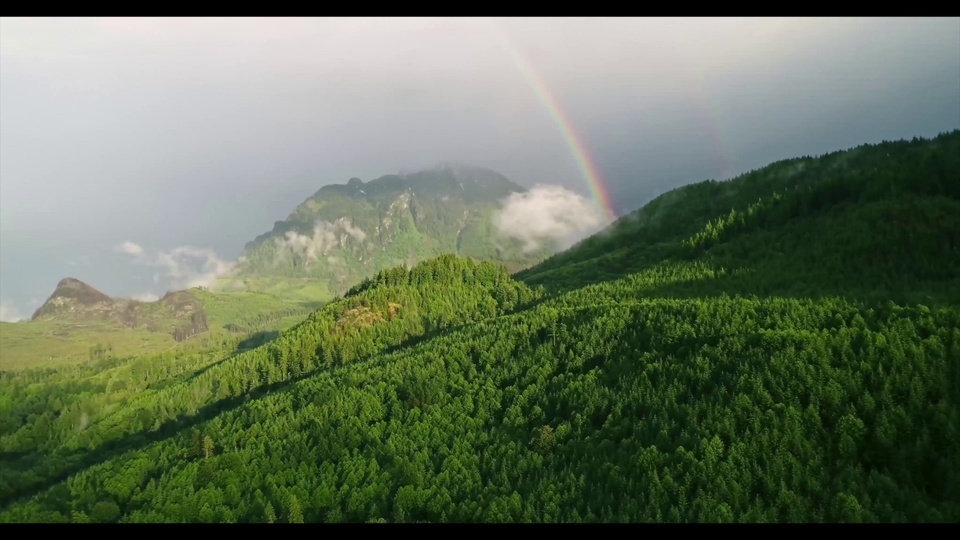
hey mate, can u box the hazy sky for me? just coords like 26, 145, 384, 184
1, 17, 958, 320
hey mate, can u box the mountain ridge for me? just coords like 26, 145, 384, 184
229, 165, 558, 299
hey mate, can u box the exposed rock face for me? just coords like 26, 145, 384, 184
160, 291, 200, 317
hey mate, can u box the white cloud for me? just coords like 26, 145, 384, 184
131, 292, 160, 302
154, 246, 235, 289
0, 301, 25, 322
279, 223, 336, 264
494, 184, 611, 253
115, 242, 236, 293
275, 218, 367, 265
113, 240, 144, 256
340, 218, 367, 243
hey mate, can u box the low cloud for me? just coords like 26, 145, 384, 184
156, 246, 235, 289
114, 241, 236, 293
0, 301, 25, 322
494, 184, 611, 253
131, 292, 160, 302
275, 218, 367, 265
341, 219, 367, 243
217, 279, 249, 292
280, 223, 337, 264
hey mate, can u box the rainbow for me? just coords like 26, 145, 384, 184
685, 66, 735, 181
490, 21, 619, 222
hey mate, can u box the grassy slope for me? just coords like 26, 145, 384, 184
0, 131, 958, 523
0, 321, 177, 371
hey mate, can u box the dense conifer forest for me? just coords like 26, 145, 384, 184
0, 131, 958, 523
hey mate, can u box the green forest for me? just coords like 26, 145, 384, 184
0, 131, 958, 523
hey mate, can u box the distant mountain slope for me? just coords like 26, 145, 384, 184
29, 277, 209, 338
2, 132, 958, 523
229, 165, 554, 299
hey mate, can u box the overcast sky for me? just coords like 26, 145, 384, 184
1, 17, 958, 320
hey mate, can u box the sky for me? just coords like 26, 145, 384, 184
1, 17, 958, 320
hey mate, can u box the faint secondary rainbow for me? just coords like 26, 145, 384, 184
686, 65, 736, 181
490, 21, 618, 222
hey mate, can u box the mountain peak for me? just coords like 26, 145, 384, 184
31, 277, 114, 321
50, 277, 112, 304
56, 276, 90, 288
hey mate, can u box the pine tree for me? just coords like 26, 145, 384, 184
190, 430, 205, 460
264, 502, 276, 524
203, 436, 215, 459
288, 495, 304, 524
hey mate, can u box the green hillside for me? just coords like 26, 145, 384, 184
229, 165, 554, 300
1, 131, 958, 523
518, 132, 960, 303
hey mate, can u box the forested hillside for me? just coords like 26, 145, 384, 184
0, 131, 958, 523
518, 132, 960, 303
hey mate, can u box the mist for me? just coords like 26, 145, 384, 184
2, 17, 958, 315
113, 241, 236, 298
272, 218, 367, 268
496, 185, 609, 253
0, 301, 26, 323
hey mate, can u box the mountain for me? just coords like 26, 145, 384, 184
29, 277, 208, 337
1, 131, 958, 523
30, 278, 115, 321
3, 277, 319, 369
226, 165, 556, 300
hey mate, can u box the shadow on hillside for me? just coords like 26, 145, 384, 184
175, 331, 283, 386
643, 253, 953, 308
523, 239, 955, 310
0, 368, 318, 511
566, 259, 954, 310
295, 300, 327, 312
519, 242, 677, 295
0, 311, 518, 510
236, 331, 281, 352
